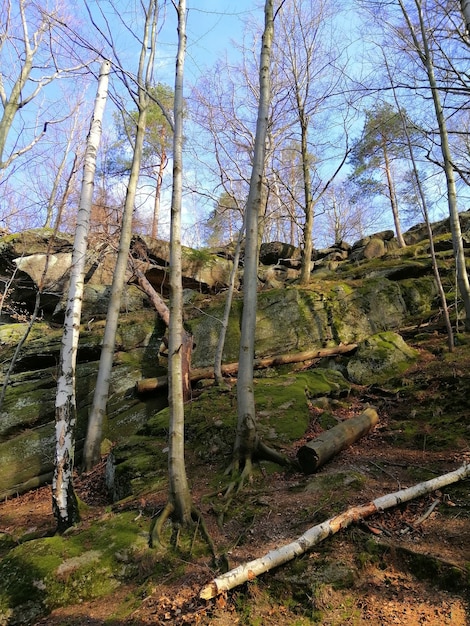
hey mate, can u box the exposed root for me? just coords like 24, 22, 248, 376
256, 440, 299, 470
191, 507, 217, 561
149, 502, 218, 566
148, 501, 174, 548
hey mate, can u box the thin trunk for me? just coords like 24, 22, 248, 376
399, 0, 470, 330
168, 0, 192, 524
83, 2, 158, 471
382, 140, 406, 248
44, 111, 78, 228
52, 60, 110, 531
54, 153, 79, 231
151, 147, 166, 239
235, 0, 274, 468
299, 106, 314, 284
0, 0, 34, 167
460, 0, 470, 33
214, 224, 244, 385
385, 55, 454, 350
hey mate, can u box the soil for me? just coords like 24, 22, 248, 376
1, 333, 469, 625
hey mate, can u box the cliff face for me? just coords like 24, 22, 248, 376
0, 213, 464, 497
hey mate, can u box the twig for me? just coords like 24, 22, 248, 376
414, 498, 440, 526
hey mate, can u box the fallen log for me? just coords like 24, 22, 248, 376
135, 343, 358, 394
297, 407, 379, 474
199, 462, 470, 600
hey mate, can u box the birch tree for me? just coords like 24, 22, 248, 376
83, 0, 160, 471
52, 60, 110, 532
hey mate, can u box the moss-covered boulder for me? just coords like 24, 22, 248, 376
107, 368, 351, 500
0, 512, 150, 625
0, 313, 167, 498
188, 277, 436, 370
346, 331, 418, 385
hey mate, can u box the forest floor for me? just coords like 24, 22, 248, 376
1, 331, 470, 625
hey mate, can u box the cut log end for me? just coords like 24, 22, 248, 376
297, 407, 379, 474
199, 582, 218, 600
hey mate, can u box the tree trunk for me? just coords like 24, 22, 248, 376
297, 407, 379, 474
151, 145, 166, 239
399, 0, 470, 330
460, 0, 470, 33
52, 60, 110, 531
382, 139, 406, 248
83, 1, 158, 472
132, 267, 193, 400
136, 343, 359, 394
385, 56, 454, 351
167, 0, 192, 524
200, 462, 470, 599
214, 225, 244, 385
299, 106, 315, 285
235, 0, 274, 470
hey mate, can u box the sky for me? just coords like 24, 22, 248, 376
125, 1, 263, 87
101, 0, 267, 243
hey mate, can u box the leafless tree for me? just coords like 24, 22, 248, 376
52, 60, 110, 532
83, 0, 160, 471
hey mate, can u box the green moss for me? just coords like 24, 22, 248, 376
254, 370, 350, 442
182, 247, 215, 266
0, 512, 153, 621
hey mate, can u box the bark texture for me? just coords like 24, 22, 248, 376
52, 60, 110, 530
297, 407, 379, 474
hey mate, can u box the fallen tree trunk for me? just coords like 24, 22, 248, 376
199, 462, 470, 600
135, 343, 358, 394
297, 407, 379, 474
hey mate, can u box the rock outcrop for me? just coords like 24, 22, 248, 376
0, 211, 464, 497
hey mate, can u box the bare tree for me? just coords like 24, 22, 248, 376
0, 0, 86, 172
83, 0, 160, 471
233, 0, 275, 484
396, 0, 470, 330
52, 60, 110, 532
275, 0, 346, 283
164, 0, 193, 527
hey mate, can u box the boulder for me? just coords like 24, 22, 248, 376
346, 331, 418, 385
259, 241, 299, 265
133, 235, 235, 293
363, 237, 386, 259
0, 313, 167, 498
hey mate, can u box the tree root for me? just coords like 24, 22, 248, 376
256, 440, 299, 470
148, 501, 174, 548
148, 502, 217, 564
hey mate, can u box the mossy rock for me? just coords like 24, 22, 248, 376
346, 331, 418, 385
255, 369, 350, 442
0, 512, 149, 625
108, 370, 351, 500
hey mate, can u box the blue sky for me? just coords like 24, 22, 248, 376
151, 1, 263, 85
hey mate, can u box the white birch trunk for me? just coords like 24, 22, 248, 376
52, 60, 110, 531
167, 0, 192, 523
200, 463, 470, 599
235, 0, 274, 465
